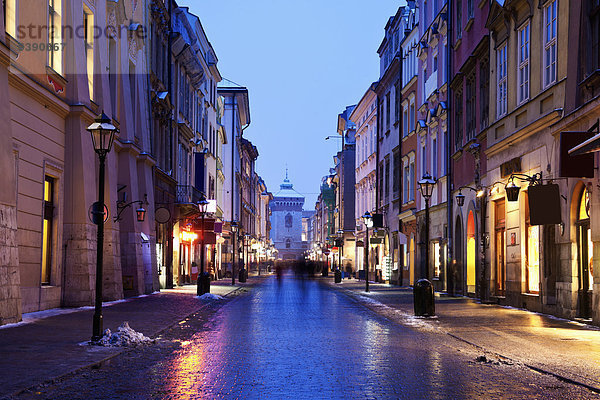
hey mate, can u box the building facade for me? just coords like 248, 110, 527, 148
270, 174, 305, 261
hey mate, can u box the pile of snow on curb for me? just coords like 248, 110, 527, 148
96, 322, 153, 347
197, 293, 223, 300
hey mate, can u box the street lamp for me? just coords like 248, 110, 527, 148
87, 112, 118, 343
362, 211, 373, 292
336, 229, 343, 274
418, 173, 436, 280
196, 196, 209, 296
231, 221, 238, 285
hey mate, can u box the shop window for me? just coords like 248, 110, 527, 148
41, 176, 55, 285
433, 241, 441, 278
524, 193, 540, 293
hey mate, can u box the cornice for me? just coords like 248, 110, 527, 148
8, 71, 70, 119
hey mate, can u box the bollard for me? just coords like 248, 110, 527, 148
413, 279, 435, 316
334, 269, 342, 283
200, 272, 211, 295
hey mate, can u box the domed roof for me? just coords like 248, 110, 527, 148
274, 171, 304, 200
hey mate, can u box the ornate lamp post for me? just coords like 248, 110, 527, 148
231, 221, 238, 285
362, 211, 373, 292
87, 112, 117, 343
418, 173, 436, 280
197, 196, 209, 296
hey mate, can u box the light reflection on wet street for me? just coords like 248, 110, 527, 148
149, 275, 592, 399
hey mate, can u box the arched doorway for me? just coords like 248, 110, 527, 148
467, 210, 476, 294
576, 186, 593, 319
454, 215, 463, 295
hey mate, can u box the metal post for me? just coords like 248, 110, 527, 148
365, 226, 370, 292
339, 236, 342, 273
232, 230, 236, 285
424, 197, 430, 280
197, 211, 205, 296
92, 154, 106, 342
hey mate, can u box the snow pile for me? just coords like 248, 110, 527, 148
197, 293, 223, 300
95, 322, 153, 347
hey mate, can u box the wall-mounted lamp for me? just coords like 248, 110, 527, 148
505, 173, 543, 202
115, 193, 148, 222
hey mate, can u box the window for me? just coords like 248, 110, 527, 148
385, 92, 391, 131
403, 162, 409, 203
385, 158, 390, 201
432, 137, 437, 178
455, 89, 463, 150
433, 55, 438, 72
466, 74, 476, 139
433, 241, 441, 278
378, 163, 384, 205
456, 0, 462, 38
395, 82, 401, 123
83, 7, 94, 100
403, 103, 409, 137
409, 99, 415, 131
285, 213, 293, 228
4, 0, 16, 37
48, 0, 62, 74
480, 59, 490, 128
42, 176, 55, 285
421, 143, 427, 176
409, 161, 415, 201
543, 0, 557, 87
393, 153, 400, 198
497, 43, 508, 117
467, 0, 474, 19
440, 130, 447, 175
518, 22, 530, 104
286, 238, 291, 249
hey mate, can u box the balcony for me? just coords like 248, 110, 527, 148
176, 185, 204, 204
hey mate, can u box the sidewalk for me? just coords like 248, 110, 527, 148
0, 278, 254, 398
326, 278, 600, 393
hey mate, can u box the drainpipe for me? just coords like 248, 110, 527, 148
166, 0, 174, 289
446, 0, 454, 294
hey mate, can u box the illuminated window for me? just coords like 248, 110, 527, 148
83, 7, 94, 99
467, 211, 476, 288
42, 176, 55, 285
524, 192, 539, 293
48, 0, 62, 74
433, 241, 441, 278
5, 0, 16, 37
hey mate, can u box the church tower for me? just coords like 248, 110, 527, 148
270, 171, 305, 260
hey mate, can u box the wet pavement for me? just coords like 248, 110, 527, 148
12, 273, 597, 399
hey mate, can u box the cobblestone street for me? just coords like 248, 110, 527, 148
10, 274, 598, 399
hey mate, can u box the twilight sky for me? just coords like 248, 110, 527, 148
189, 1, 405, 209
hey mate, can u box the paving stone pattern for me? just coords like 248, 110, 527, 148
9, 274, 597, 399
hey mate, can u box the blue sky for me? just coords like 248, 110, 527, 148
189, 1, 405, 209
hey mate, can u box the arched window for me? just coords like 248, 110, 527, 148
285, 213, 293, 228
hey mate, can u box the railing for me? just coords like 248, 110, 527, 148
176, 185, 203, 204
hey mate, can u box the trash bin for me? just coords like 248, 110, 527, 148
334, 269, 342, 283
239, 268, 247, 283
413, 278, 435, 316
198, 272, 211, 295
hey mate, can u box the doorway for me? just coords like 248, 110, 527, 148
495, 199, 506, 296
576, 186, 593, 319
